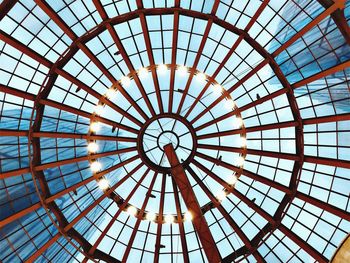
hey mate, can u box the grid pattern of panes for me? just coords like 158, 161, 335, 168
0, 0, 349, 262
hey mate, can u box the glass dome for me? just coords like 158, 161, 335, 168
0, 0, 349, 262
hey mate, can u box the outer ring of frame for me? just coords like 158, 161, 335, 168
26, 7, 303, 262
137, 113, 197, 173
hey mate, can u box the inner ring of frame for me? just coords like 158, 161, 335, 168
137, 113, 197, 173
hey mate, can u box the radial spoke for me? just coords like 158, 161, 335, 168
66, 165, 149, 233
176, 1, 218, 114
44, 155, 139, 203
122, 171, 158, 261
154, 174, 166, 262
34, 147, 137, 171
184, 0, 270, 118
0, 203, 41, 228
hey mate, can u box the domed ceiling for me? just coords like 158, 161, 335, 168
0, 0, 349, 262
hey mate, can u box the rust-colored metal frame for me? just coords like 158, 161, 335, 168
0, 0, 349, 262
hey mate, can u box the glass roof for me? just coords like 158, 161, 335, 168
0, 0, 349, 262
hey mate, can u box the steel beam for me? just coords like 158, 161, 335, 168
34, 147, 137, 171
39, 98, 139, 134
194, 87, 289, 131
195, 152, 293, 194
186, 165, 264, 262
197, 121, 298, 139
55, 69, 143, 127
64, 167, 149, 233
0, 30, 52, 67
168, 11, 179, 113
26, 233, 61, 262
0, 84, 36, 101
184, 0, 270, 119
32, 131, 137, 142
272, 0, 345, 57
164, 144, 221, 263
279, 225, 328, 263
122, 172, 157, 262
318, 0, 350, 45
44, 155, 139, 203
296, 192, 350, 221
0, 129, 28, 137
303, 113, 350, 124
139, 12, 164, 113
197, 144, 300, 161
0, 167, 31, 179
176, 0, 220, 114
0, 203, 41, 228
171, 177, 190, 263
154, 173, 166, 262
88, 163, 146, 254
292, 60, 350, 89
190, 59, 269, 125
0, 0, 18, 20
304, 156, 350, 169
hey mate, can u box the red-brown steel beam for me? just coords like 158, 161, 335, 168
272, 0, 345, 57
88, 1, 157, 119
189, 161, 335, 263
64, 167, 150, 233
296, 192, 350, 221
44, 155, 139, 203
36, 0, 149, 122
195, 152, 293, 195
196, 108, 350, 145
197, 121, 298, 140
26, 233, 61, 262
154, 173, 166, 263
292, 60, 350, 89
197, 144, 300, 161
0, 84, 35, 101
0, 167, 30, 179
168, 1, 180, 113
87, 163, 145, 255
0, 31, 144, 126
39, 98, 139, 134
184, 0, 270, 119
194, 87, 289, 131
0, 0, 18, 20
0, 85, 138, 134
171, 177, 190, 263
55, 68, 143, 127
106, 21, 156, 117
0, 202, 41, 228
317, 0, 350, 45
34, 146, 137, 171
32, 131, 137, 142
176, 0, 219, 114
0, 129, 28, 137
304, 156, 350, 169
0, 30, 53, 68
164, 144, 221, 263
186, 165, 264, 262
122, 172, 158, 262
190, 59, 269, 125
139, 12, 164, 114
193, 157, 350, 222
303, 113, 350, 124
279, 225, 328, 263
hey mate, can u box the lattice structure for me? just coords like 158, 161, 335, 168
0, 0, 349, 262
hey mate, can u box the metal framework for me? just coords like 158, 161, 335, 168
0, 0, 349, 263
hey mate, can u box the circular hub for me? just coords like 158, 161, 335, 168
138, 113, 196, 173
